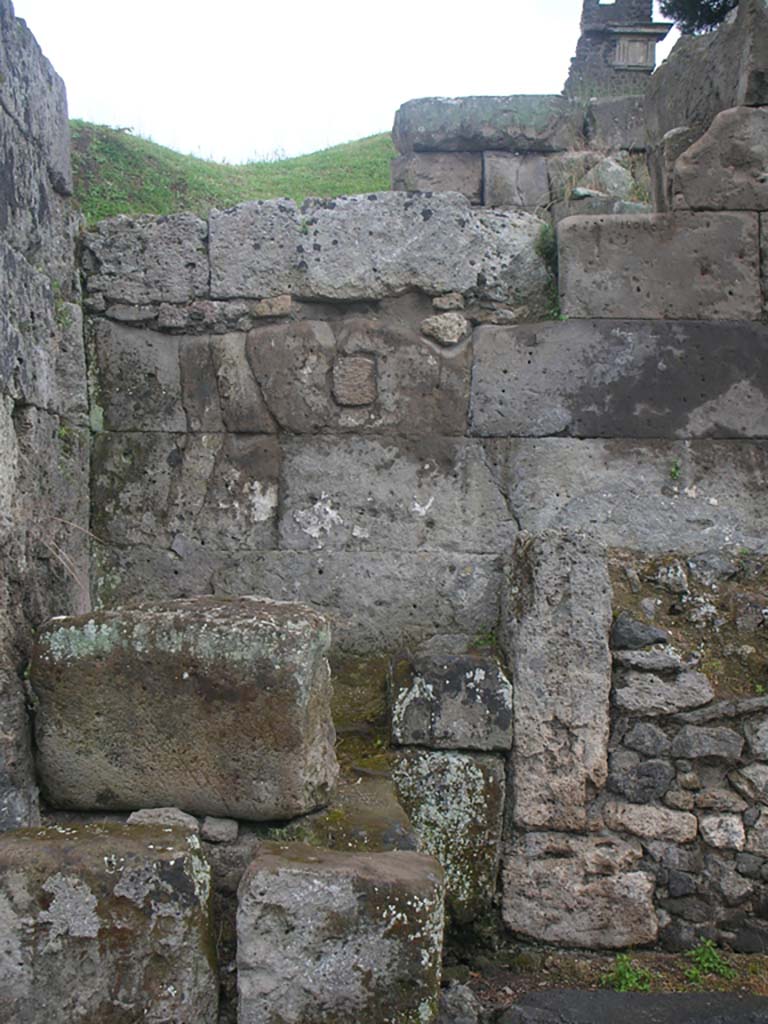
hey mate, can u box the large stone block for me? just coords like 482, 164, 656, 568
470, 319, 768, 439
585, 96, 646, 152
558, 212, 761, 321
673, 107, 768, 211
390, 652, 513, 751
391, 750, 505, 922
237, 842, 444, 1024
278, 436, 516, 553
497, 438, 768, 552
502, 832, 658, 948
91, 430, 279, 551
30, 597, 338, 819
209, 193, 550, 311
483, 153, 550, 211
502, 530, 612, 832
392, 95, 582, 154
390, 152, 483, 204
82, 213, 209, 304
0, 822, 217, 1023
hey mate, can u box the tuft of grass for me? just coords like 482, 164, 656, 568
684, 939, 736, 986
600, 953, 652, 992
70, 120, 397, 225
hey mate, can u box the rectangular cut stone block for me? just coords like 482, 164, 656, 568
585, 96, 646, 152
278, 436, 516, 553
391, 653, 512, 750
558, 212, 761, 320
30, 597, 338, 819
237, 842, 444, 1024
391, 152, 483, 204
0, 823, 217, 1023
502, 832, 658, 949
502, 530, 612, 832
483, 153, 550, 211
673, 107, 768, 211
603, 800, 698, 843
470, 320, 768, 439
392, 750, 505, 923
82, 213, 209, 305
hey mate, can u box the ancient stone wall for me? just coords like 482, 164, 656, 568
0, 0, 89, 829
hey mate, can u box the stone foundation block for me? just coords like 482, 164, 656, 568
30, 597, 338, 819
584, 96, 646, 152
390, 152, 483, 204
502, 530, 612, 832
391, 750, 505, 923
502, 832, 658, 948
390, 652, 513, 750
558, 212, 761, 320
483, 153, 550, 211
0, 823, 218, 1023
237, 842, 444, 1024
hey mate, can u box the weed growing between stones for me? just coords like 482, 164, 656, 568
600, 953, 652, 992
684, 939, 737, 986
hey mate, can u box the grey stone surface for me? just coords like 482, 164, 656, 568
392, 750, 505, 922
613, 671, 714, 717
82, 213, 209, 304
127, 806, 199, 832
585, 96, 647, 152
421, 311, 470, 346
438, 982, 480, 1024
550, 194, 651, 224
209, 193, 550, 310
31, 597, 338, 819
237, 842, 444, 1024
559, 212, 761, 321
613, 649, 683, 673
392, 95, 582, 153
746, 715, 768, 757
390, 653, 513, 751
624, 722, 672, 758
671, 726, 745, 762
502, 530, 612, 832
469, 319, 768, 439
735, 763, 768, 803
580, 158, 636, 201
608, 754, 675, 804
603, 800, 698, 843
502, 831, 657, 948
546, 151, 601, 202
278, 436, 516, 554
483, 153, 550, 211
201, 816, 238, 843
501, 990, 768, 1024
390, 152, 483, 204
699, 813, 746, 850
0, 822, 217, 1023
611, 614, 671, 650
674, 106, 768, 211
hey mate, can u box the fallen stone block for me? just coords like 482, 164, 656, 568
390, 652, 513, 751
558, 212, 761, 321
237, 842, 444, 1024
502, 832, 658, 948
674, 106, 768, 211
502, 530, 612, 832
392, 750, 505, 922
0, 822, 218, 1023
30, 597, 338, 819
390, 152, 483, 204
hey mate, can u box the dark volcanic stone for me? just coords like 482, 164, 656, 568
611, 612, 670, 650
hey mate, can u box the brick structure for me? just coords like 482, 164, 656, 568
564, 0, 672, 98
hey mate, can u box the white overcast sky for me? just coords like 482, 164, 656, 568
11, 0, 679, 163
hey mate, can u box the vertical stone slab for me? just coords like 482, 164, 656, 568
502, 530, 612, 832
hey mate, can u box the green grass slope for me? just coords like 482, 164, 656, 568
70, 120, 397, 224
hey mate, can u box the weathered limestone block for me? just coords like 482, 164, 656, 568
469, 319, 768, 439
699, 813, 746, 850
278, 437, 516, 554
180, 335, 226, 432
585, 96, 646, 152
390, 152, 483, 204
0, 823, 217, 1023
613, 671, 715, 716
96, 548, 502, 655
392, 750, 505, 922
390, 653, 513, 751
237, 842, 444, 1024
483, 153, 550, 211
603, 799, 698, 843
559, 212, 761, 320
673, 107, 768, 211
82, 213, 209, 304
671, 725, 745, 761
91, 431, 279, 551
392, 95, 582, 154
30, 597, 338, 818
502, 530, 612, 832
495, 438, 768, 552
209, 193, 551, 311
502, 832, 658, 948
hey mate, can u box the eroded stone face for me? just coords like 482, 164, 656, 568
237, 842, 444, 1024
30, 597, 338, 819
0, 822, 218, 1023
